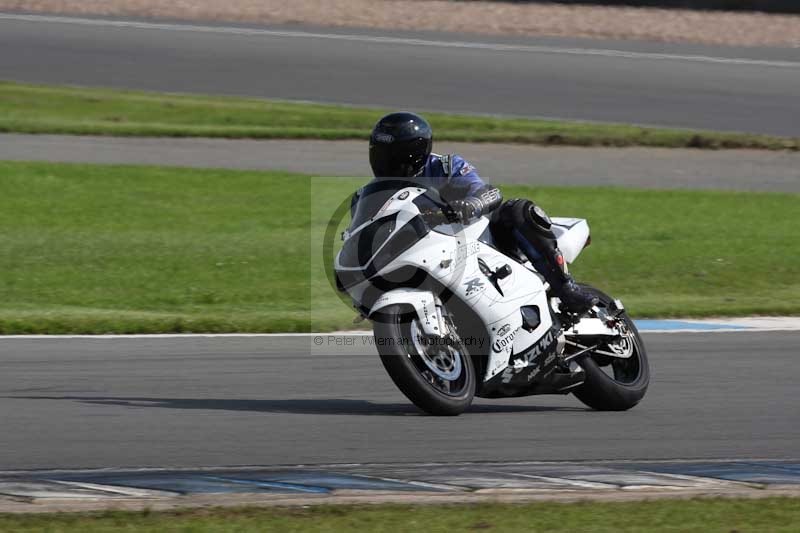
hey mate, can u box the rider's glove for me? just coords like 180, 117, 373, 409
445, 198, 481, 224
445, 186, 503, 224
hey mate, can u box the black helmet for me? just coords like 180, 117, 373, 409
369, 112, 433, 178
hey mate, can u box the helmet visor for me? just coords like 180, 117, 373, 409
369, 137, 431, 178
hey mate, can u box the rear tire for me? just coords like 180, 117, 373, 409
572, 286, 650, 411
374, 304, 475, 416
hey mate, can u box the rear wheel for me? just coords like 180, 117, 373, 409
571, 286, 650, 411
374, 304, 475, 416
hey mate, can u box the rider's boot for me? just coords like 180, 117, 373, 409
520, 242, 598, 315
557, 278, 599, 315
547, 250, 598, 316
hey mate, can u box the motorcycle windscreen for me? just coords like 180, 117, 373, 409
348, 178, 429, 229
338, 213, 430, 272
339, 214, 398, 268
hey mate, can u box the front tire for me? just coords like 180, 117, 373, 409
572, 286, 650, 411
374, 304, 475, 416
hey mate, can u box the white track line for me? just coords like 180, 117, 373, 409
49, 480, 177, 498
0, 333, 360, 339
2, 13, 799, 69
1, 328, 799, 339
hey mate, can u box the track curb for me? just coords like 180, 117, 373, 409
3, 460, 799, 513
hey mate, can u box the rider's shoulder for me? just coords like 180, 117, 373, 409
427, 152, 449, 176
449, 153, 477, 177
428, 153, 477, 178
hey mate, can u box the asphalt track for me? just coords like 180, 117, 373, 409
2, 134, 799, 192
1, 332, 797, 470
1, 12, 797, 479
2, 13, 800, 136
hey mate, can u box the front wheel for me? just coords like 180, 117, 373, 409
571, 285, 650, 411
374, 304, 475, 416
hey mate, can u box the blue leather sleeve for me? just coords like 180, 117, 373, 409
448, 154, 488, 197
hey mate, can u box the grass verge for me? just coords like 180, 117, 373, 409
2, 498, 800, 532
2, 81, 799, 150
0, 161, 797, 334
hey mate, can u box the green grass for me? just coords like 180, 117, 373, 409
2, 498, 800, 532
2, 81, 799, 149
0, 160, 798, 334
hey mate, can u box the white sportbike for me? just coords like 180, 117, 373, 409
334, 180, 649, 415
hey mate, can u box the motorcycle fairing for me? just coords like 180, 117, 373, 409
336, 186, 593, 387
390, 216, 559, 380
551, 217, 590, 264
476, 324, 578, 398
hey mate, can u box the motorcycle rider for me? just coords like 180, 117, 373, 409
363, 111, 598, 315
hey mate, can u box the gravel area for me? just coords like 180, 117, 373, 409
3, 0, 800, 48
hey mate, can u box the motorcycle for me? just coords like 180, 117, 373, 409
334, 179, 649, 415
